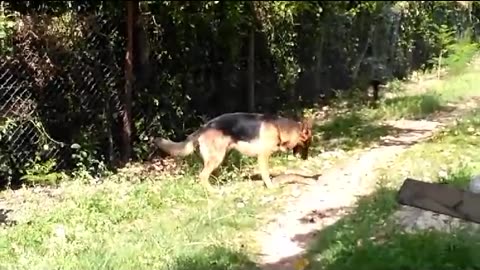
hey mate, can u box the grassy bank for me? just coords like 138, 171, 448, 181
305, 90, 480, 270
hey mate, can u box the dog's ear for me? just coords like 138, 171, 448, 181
300, 117, 314, 139
301, 117, 314, 130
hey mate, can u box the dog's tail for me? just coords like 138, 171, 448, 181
152, 128, 203, 157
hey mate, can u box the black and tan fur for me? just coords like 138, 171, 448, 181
153, 112, 313, 190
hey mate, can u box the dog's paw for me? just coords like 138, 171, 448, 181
264, 180, 276, 189
200, 183, 216, 193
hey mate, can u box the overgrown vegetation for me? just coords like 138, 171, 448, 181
1, 1, 480, 184
313, 37, 480, 151
1, 43, 479, 270
2, 1, 480, 269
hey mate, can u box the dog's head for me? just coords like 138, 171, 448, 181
293, 117, 314, 160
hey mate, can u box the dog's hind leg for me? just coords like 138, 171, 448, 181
198, 133, 228, 190
199, 150, 226, 190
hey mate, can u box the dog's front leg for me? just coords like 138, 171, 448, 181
258, 153, 273, 188
279, 140, 298, 152
278, 142, 290, 152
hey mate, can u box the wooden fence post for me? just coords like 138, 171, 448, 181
119, 0, 138, 165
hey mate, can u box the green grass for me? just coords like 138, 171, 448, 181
315, 112, 397, 151
371, 60, 480, 121
313, 48, 480, 151
1, 42, 479, 270
376, 108, 480, 188
302, 46, 480, 268
373, 93, 444, 120
443, 39, 479, 76
0, 175, 278, 270
0, 139, 342, 270
305, 187, 480, 270
432, 70, 480, 103
0, 116, 346, 270
305, 108, 480, 270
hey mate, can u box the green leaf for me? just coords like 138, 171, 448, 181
5, 21, 15, 28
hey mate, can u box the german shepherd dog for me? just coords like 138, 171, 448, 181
153, 112, 314, 190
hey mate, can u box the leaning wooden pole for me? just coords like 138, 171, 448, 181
397, 178, 480, 224
120, 0, 137, 165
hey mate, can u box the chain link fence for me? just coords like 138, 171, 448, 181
1, 2, 478, 185
0, 6, 125, 183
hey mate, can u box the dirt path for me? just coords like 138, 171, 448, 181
256, 99, 480, 270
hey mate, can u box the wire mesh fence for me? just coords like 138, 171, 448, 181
0, 7, 125, 183
1, 2, 478, 185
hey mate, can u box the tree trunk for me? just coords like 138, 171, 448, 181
351, 25, 376, 81
247, 28, 255, 112
314, 29, 325, 97
119, 0, 138, 165
133, 2, 151, 91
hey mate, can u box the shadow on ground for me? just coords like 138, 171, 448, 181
260, 186, 480, 270
248, 173, 322, 186
171, 246, 259, 270
313, 92, 459, 152
314, 112, 401, 151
